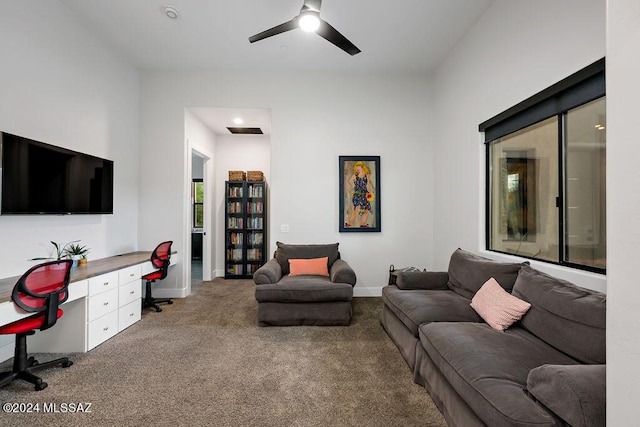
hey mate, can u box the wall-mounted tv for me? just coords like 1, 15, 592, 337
0, 132, 113, 215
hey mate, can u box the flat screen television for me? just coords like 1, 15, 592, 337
0, 131, 113, 215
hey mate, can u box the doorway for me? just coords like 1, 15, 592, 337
189, 149, 213, 291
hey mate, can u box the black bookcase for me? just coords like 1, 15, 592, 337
224, 181, 267, 278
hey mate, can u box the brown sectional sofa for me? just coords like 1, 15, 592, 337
381, 249, 606, 427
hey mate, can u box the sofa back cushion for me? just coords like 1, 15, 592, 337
512, 266, 606, 364
275, 242, 340, 276
447, 248, 527, 299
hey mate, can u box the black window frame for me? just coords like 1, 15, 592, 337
480, 58, 606, 274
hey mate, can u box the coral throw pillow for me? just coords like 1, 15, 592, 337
288, 257, 330, 277
470, 277, 531, 331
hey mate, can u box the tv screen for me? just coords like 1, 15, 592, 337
0, 132, 113, 215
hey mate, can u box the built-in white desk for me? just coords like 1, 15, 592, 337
0, 252, 178, 363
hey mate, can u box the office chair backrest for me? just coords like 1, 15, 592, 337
12, 260, 72, 331
150, 241, 173, 278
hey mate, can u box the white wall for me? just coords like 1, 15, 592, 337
184, 109, 217, 284
0, 0, 139, 278
606, 0, 640, 423
215, 134, 271, 277
139, 70, 434, 296
431, 0, 607, 292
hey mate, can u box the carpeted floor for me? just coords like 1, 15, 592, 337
0, 279, 446, 426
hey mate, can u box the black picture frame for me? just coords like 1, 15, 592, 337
339, 155, 381, 232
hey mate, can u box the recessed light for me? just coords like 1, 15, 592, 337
233, 117, 244, 125
163, 6, 179, 19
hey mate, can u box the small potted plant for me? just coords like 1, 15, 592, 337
65, 242, 90, 268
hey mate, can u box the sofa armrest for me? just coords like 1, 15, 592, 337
396, 271, 449, 290
253, 258, 283, 285
527, 364, 605, 427
330, 259, 357, 286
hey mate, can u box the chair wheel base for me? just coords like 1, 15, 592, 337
62, 361, 73, 368
35, 381, 48, 391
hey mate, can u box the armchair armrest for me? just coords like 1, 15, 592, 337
396, 271, 449, 290
253, 259, 283, 285
527, 364, 605, 427
330, 259, 357, 286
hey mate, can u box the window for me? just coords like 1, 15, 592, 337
192, 179, 204, 229
480, 59, 605, 273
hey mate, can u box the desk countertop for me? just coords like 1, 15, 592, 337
0, 252, 153, 304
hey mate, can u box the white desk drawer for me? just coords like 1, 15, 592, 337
88, 271, 119, 297
119, 279, 141, 307
118, 299, 141, 332
87, 288, 118, 322
87, 310, 118, 351
119, 265, 141, 285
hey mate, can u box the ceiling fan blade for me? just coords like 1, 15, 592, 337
249, 18, 298, 43
316, 19, 361, 56
302, 0, 322, 13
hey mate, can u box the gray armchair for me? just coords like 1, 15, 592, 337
253, 242, 357, 326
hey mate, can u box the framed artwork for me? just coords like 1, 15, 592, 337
339, 156, 381, 232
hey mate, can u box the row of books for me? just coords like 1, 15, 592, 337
247, 248, 262, 261
248, 185, 263, 198
226, 264, 243, 275
228, 232, 243, 245
227, 217, 243, 229
226, 201, 264, 214
226, 248, 243, 261
247, 201, 264, 214
228, 232, 264, 246
227, 202, 243, 213
228, 186, 243, 197
248, 217, 263, 229
226, 263, 263, 275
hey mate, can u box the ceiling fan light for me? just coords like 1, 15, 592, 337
299, 13, 320, 32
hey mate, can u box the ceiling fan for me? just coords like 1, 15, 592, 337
248, 0, 361, 56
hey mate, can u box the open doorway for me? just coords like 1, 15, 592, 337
188, 148, 214, 292
191, 152, 205, 289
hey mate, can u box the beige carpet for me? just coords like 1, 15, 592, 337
0, 279, 446, 426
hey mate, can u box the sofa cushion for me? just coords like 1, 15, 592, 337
470, 278, 531, 331
512, 266, 606, 364
527, 364, 606, 427
275, 242, 339, 275
419, 322, 578, 427
254, 275, 352, 303
447, 249, 527, 299
396, 271, 449, 290
382, 286, 480, 337
289, 257, 329, 277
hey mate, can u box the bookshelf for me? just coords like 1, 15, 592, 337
225, 180, 267, 278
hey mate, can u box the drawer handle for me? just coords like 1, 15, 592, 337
130, 291, 135, 295
103, 302, 109, 306
103, 327, 109, 331
103, 282, 109, 286
130, 313, 134, 317
129, 273, 135, 277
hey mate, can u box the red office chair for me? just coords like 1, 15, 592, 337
0, 260, 74, 391
142, 241, 173, 312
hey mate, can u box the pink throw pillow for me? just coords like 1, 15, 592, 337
288, 257, 330, 277
470, 277, 531, 331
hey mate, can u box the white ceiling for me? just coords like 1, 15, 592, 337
58, 0, 494, 135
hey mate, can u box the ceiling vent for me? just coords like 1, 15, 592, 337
226, 127, 263, 135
